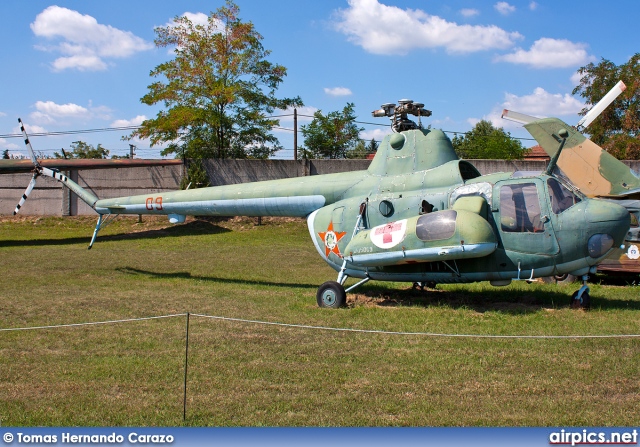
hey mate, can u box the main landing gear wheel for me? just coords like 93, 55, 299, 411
316, 281, 347, 308
570, 290, 591, 310
542, 274, 577, 285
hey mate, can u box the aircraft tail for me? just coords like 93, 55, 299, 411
523, 117, 640, 198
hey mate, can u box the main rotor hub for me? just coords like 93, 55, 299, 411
372, 99, 432, 132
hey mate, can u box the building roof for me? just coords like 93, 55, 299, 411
524, 145, 550, 161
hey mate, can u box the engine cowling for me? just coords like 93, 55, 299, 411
344, 209, 497, 267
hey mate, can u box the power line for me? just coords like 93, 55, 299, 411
1, 114, 536, 144
0, 125, 142, 139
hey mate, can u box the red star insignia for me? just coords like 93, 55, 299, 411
318, 221, 347, 258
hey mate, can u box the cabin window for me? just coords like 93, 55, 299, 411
416, 210, 457, 241
499, 183, 544, 233
379, 200, 394, 217
547, 178, 581, 214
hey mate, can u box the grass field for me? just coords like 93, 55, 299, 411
1, 215, 639, 426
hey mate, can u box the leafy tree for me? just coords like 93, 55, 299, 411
573, 54, 640, 159
452, 120, 525, 160
130, 1, 302, 164
346, 140, 367, 159
367, 138, 379, 153
180, 159, 211, 190
345, 138, 380, 159
300, 103, 364, 159
54, 141, 109, 159
2, 149, 9, 159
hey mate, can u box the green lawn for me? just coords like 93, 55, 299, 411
1, 215, 639, 426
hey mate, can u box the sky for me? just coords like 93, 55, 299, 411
0, 0, 638, 160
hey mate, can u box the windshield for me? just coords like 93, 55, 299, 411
547, 178, 581, 214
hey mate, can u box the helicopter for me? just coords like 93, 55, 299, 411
503, 80, 640, 281
10, 95, 630, 310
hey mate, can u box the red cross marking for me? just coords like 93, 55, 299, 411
374, 222, 403, 244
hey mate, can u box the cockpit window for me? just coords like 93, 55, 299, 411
499, 183, 544, 233
547, 178, 581, 214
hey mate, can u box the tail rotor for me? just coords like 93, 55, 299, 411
13, 173, 38, 215
12, 118, 45, 215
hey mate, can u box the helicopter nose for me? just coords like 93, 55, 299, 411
585, 199, 629, 224
584, 200, 630, 258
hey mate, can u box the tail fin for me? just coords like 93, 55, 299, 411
524, 117, 640, 198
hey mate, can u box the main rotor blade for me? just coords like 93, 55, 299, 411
18, 118, 39, 166
577, 80, 626, 130
13, 174, 37, 215
501, 109, 538, 125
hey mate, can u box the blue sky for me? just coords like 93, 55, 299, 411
1, 0, 638, 159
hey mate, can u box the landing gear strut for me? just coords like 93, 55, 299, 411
570, 275, 591, 310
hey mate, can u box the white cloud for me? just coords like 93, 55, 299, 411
360, 128, 391, 142
529, 2, 539, 11
333, 0, 522, 55
28, 100, 113, 125
495, 38, 595, 68
111, 115, 147, 128
494, 2, 516, 15
324, 87, 353, 96
34, 101, 88, 117
460, 9, 480, 18
1, 138, 20, 151
180, 12, 210, 27
502, 88, 583, 116
570, 71, 583, 86
481, 87, 584, 129
31, 6, 153, 71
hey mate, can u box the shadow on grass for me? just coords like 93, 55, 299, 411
117, 267, 318, 290
348, 283, 640, 313
0, 219, 231, 248
117, 266, 640, 313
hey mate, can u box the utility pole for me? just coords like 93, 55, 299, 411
129, 144, 136, 159
293, 108, 298, 161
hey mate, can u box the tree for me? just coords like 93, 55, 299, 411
300, 103, 364, 159
451, 120, 525, 160
345, 138, 380, 159
367, 138, 379, 153
130, 1, 302, 164
54, 141, 109, 159
2, 149, 9, 159
573, 54, 640, 159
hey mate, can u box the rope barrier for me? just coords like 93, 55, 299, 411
0, 313, 186, 332
2, 312, 640, 339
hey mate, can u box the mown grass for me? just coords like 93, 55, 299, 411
0, 215, 639, 426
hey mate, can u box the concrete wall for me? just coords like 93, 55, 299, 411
1, 158, 638, 215
0, 165, 182, 216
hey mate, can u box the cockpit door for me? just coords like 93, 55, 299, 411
493, 179, 559, 256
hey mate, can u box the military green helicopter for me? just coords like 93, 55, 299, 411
12, 96, 630, 309
503, 80, 640, 282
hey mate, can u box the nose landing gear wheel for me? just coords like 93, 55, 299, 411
317, 281, 347, 308
570, 290, 590, 310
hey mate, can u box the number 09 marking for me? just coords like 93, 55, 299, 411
145, 196, 163, 211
